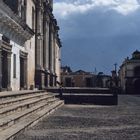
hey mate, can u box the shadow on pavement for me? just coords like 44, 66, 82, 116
56, 94, 118, 105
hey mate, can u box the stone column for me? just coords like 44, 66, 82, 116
45, 21, 50, 87
0, 35, 2, 91
36, 4, 42, 68
35, 1, 45, 89
53, 33, 56, 74
43, 19, 47, 69
0, 48, 2, 91
45, 20, 50, 70
51, 31, 55, 87
7, 52, 12, 91
52, 32, 57, 87
43, 17, 50, 70
48, 23, 52, 87
50, 31, 54, 73
43, 19, 47, 88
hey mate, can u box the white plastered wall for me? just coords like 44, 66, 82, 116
10, 41, 25, 90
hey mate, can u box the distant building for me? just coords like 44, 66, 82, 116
94, 73, 111, 88
119, 50, 140, 94
61, 66, 72, 73
61, 67, 111, 88
61, 69, 95, 87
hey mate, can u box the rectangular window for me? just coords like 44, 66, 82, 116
21, 0, 27, 22
13, 54, 16, 78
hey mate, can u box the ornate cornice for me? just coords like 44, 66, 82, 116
0, 40, 12, 53
20, 50, 28, 58
0, 1, 34, 45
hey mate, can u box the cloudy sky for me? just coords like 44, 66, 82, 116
53, 0, 140, 74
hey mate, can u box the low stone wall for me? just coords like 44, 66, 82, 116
46, 87, 111, 94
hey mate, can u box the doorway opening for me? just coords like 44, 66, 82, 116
134, 79, 140, 94
2, 50, 8, 89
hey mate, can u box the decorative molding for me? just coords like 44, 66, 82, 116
0, 40, 12, 53
20, 50, 28, 59
0, 1, 34, 45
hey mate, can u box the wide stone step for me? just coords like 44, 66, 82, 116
0, 98, 59, 131
0, 92, 49, 109
0, 94, 54, 117
0, 100, 64, 140
0, 90, 45, 101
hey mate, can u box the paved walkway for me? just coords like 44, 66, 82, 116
15, 95, 140, 140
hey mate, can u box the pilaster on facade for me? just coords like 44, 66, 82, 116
0, 48, 2, 91
43, 15, 49, 71
35, 0, 44, 69
7, 52, 12, 90
20, 50, 28, 89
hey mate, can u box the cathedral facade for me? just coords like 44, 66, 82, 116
0, 0, 61, 91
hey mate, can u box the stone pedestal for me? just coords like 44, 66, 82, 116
49, 73, 57, 87
35, 69, 45, 89
54, 75, 57, 87
44, 70, 50, 87
49, 74, 53, 87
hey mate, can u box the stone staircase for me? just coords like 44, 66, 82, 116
0, 90, 64, 140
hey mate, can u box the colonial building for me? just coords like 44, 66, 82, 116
61, 66, 111, 88
35, 0, 61, 89
119, 50, 140, 94
0, 0, 61, 91
61, 69, 95, 87
94, 73, 111, 88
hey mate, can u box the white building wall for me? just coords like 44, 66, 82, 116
0, 0, 35, 91
10, 41, 25, 90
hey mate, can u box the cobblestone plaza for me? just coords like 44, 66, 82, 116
15, 95, 140, 140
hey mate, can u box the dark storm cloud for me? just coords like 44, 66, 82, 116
54, 1, 140, 74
